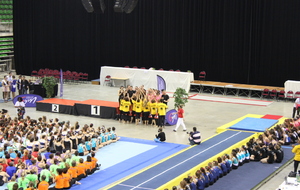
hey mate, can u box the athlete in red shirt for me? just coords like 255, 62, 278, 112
173, 105, 186, 132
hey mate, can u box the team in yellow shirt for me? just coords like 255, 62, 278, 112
119, 90, 168, 127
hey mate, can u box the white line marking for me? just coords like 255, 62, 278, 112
130, 131, 242, 190
118, 183, 156, 190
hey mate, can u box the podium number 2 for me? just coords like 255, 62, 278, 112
52, 104, 59, 112
91, 105, 100, 115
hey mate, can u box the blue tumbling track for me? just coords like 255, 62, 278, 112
109, 130, 253, 190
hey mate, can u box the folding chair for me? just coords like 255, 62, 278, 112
269, 89, 277, 100
294, 91, 300, 99
104, 75, 112, 86
31, 70, 38, 79
277, 90, 285, 101
199, 71, 206, 80
286, 90, 294, 101
261, 89, 270, 99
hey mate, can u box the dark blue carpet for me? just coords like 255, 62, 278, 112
206, 146, 294, 190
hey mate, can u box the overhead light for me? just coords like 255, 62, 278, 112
82, 0, 106, 13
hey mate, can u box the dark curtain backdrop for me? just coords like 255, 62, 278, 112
13, 0, 300, 86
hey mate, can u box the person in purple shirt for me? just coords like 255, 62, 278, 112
6, 162, 16, 180
43, 147, 51, 160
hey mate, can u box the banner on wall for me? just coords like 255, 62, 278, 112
157, 75, 166, 91
13, 94, 44, 107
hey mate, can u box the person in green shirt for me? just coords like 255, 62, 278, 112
66, 153, 73, 166
59, 158, 66, 169
39, 164, 52, 184
25, 170, 38, 187
18, 172, 30, 190
49, 159, 60, 176
72, 151, 81, 163
6, 176, 17, 190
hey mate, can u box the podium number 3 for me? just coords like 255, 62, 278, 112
91, 105, 100, 115
52, 104, 59, 112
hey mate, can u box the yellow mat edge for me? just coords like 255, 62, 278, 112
157, 132, 260, 190
104, 130, 231, 189
158, 116, 287, 190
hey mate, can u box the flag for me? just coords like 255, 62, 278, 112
60, 69, 63, 97
157, 75, 166, 91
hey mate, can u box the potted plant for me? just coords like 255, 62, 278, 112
173, 87, 189, 108
42, 76, 57, 98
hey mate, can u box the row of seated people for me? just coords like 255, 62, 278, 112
0, 112, 120, 189
168, 124, 290, 190
1, 152, 100, 190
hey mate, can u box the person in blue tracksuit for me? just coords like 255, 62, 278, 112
217, 157, 228, 176
184, 176, 197, 190
208, 162, 218, 181
195, 170, 205, 190
213, 161, 223, 178
205, 166, 215, 185
200, 167, 209, 187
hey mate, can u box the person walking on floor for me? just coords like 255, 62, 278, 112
292, 139, 300, 173
292, 98, 300, 118
173, 105, 186, 132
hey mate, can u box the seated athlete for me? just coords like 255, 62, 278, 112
261, 144, 276, 164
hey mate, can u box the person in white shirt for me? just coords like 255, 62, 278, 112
292, 98, 300, 118
14, 97, 25, 119
1, 76, 10, 102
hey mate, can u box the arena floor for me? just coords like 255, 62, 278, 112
0, 71, 295, 190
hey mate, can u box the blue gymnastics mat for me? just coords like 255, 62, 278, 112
229, 117, 278, 132
109, 130, 253, 190
68, 137, 188, 190
0, 137, 188, 190
207, 146, 294, 190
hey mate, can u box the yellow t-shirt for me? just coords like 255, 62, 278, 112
143, 102, 150, 112
292, 144, 300, 161
157, 103, 168, 116
149, 102, 157, 115
122, 101, 131, 112
131, 100, 137, 111
119, 99, 124, 111
135, 101, 143, 113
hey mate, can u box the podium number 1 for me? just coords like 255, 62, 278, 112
52, 104, 59, 112
91, 105, 100, 115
